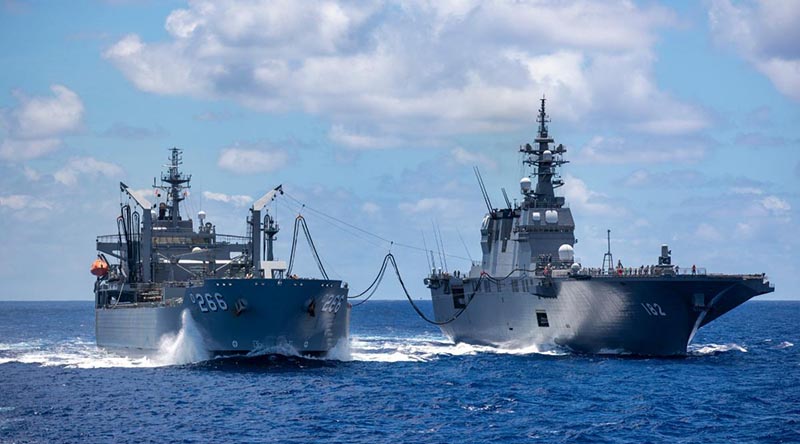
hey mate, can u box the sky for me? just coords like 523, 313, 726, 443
0, 0, 798, 301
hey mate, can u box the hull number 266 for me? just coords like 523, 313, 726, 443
189, 292, 229, 313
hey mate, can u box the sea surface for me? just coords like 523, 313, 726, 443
0, 300, 798, 443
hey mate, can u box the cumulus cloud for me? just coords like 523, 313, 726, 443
760, 195, 791, 216
562, 174, 616, 216
0, 194, 52, 210
202, 191, 253, 207
450, 147, 498, 170
54, 157, 123, 186
217, 146, 288, 173
398, 197, 464, 214
328, 125, 401, 150
0, 84, 84, 161
579, 135, 708, 165
708, 0, 800, 101
104, 1, 707, 142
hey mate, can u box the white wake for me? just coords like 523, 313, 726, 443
0, 309, 209, 368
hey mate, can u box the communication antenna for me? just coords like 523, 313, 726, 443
457, 229, 474, 263
473, 166, 494, 215
501, 188, 512, 209
602, 229, 614, 274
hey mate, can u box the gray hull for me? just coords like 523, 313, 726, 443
96, 277, 349, 356
430, 274, 772, 356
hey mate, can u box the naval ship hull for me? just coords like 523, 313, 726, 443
429, 274, 772, 356
96, 278, 349, 356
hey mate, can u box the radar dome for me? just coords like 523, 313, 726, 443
520, 177, 532, 192
570, 263, 581, 273
198, 210, 206, 221
542, 150, 553, 162
558, 244, 574, 261
192, 247, 202, 253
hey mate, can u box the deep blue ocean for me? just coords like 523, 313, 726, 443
0, 300, 798, 443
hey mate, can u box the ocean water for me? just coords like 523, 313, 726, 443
0, 300, 798, 443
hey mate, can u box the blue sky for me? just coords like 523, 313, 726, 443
1, 0, 798, 300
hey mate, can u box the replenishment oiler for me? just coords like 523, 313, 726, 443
425, 99, 774, 356
91, 148, 349, 356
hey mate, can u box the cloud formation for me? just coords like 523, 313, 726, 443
202, 191, 253, 207
708, 0, 800, 101
217, 146, 289, 173
54, 157, 123, 186
0, 85, 84, 161
104, 1, 708, 144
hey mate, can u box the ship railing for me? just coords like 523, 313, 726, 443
96, 234, 139, 243
214, 233, 250, 245
576, 266, 707, 278
675, 267, 707, 276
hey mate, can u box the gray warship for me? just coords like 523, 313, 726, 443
92, 148, 349, 356
425, 99, 774, 356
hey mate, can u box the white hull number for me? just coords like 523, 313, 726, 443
641, 302, 666, 317
189, 292, 229, 313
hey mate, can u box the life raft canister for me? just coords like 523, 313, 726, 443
90, 258, 109, 277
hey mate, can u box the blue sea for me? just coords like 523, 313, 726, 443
0, 300, 798, 443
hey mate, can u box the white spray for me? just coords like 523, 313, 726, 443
154, 309, 210, 365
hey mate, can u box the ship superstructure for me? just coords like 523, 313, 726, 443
93, 148, 349, 356
425, 99, 773, 356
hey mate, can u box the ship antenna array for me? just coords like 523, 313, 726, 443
473, 166, 494, 215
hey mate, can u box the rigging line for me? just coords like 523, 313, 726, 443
283, 191, 472, 262
348, 254, 391, 299
277, 198, 386, 251
350, 258, 389, 307
435, 219, 448, 273
457, 229, 473, 263
284, 192, 392, 244
421, 230, 432, 270
299, 216, 329, 279
286, 215, 301, 275
386, 253, 485, 326
482, 268, 539, 282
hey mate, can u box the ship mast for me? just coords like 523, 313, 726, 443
154, 148, 191, 228
519, 97, 568, 208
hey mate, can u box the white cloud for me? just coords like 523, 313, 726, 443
0, 85, 84, 161
328, 125, 400, 150
202, 191, 253, 207
708, 0, 800, 101
451, 147, 498, 170
22, 166, 40, 181
361, 201, 380, 216
694, 222, 723, 242
0, 138, 60, 161
760, 195, 791, 215
0, 194, 52, 210
579, 135, 707, 165
217, 147, 289, 174
398, 197, 464, 214
562, 174, 616, 216
54, 157, 123, 186
731, 186, 764, 195
104, 1, 707, 141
